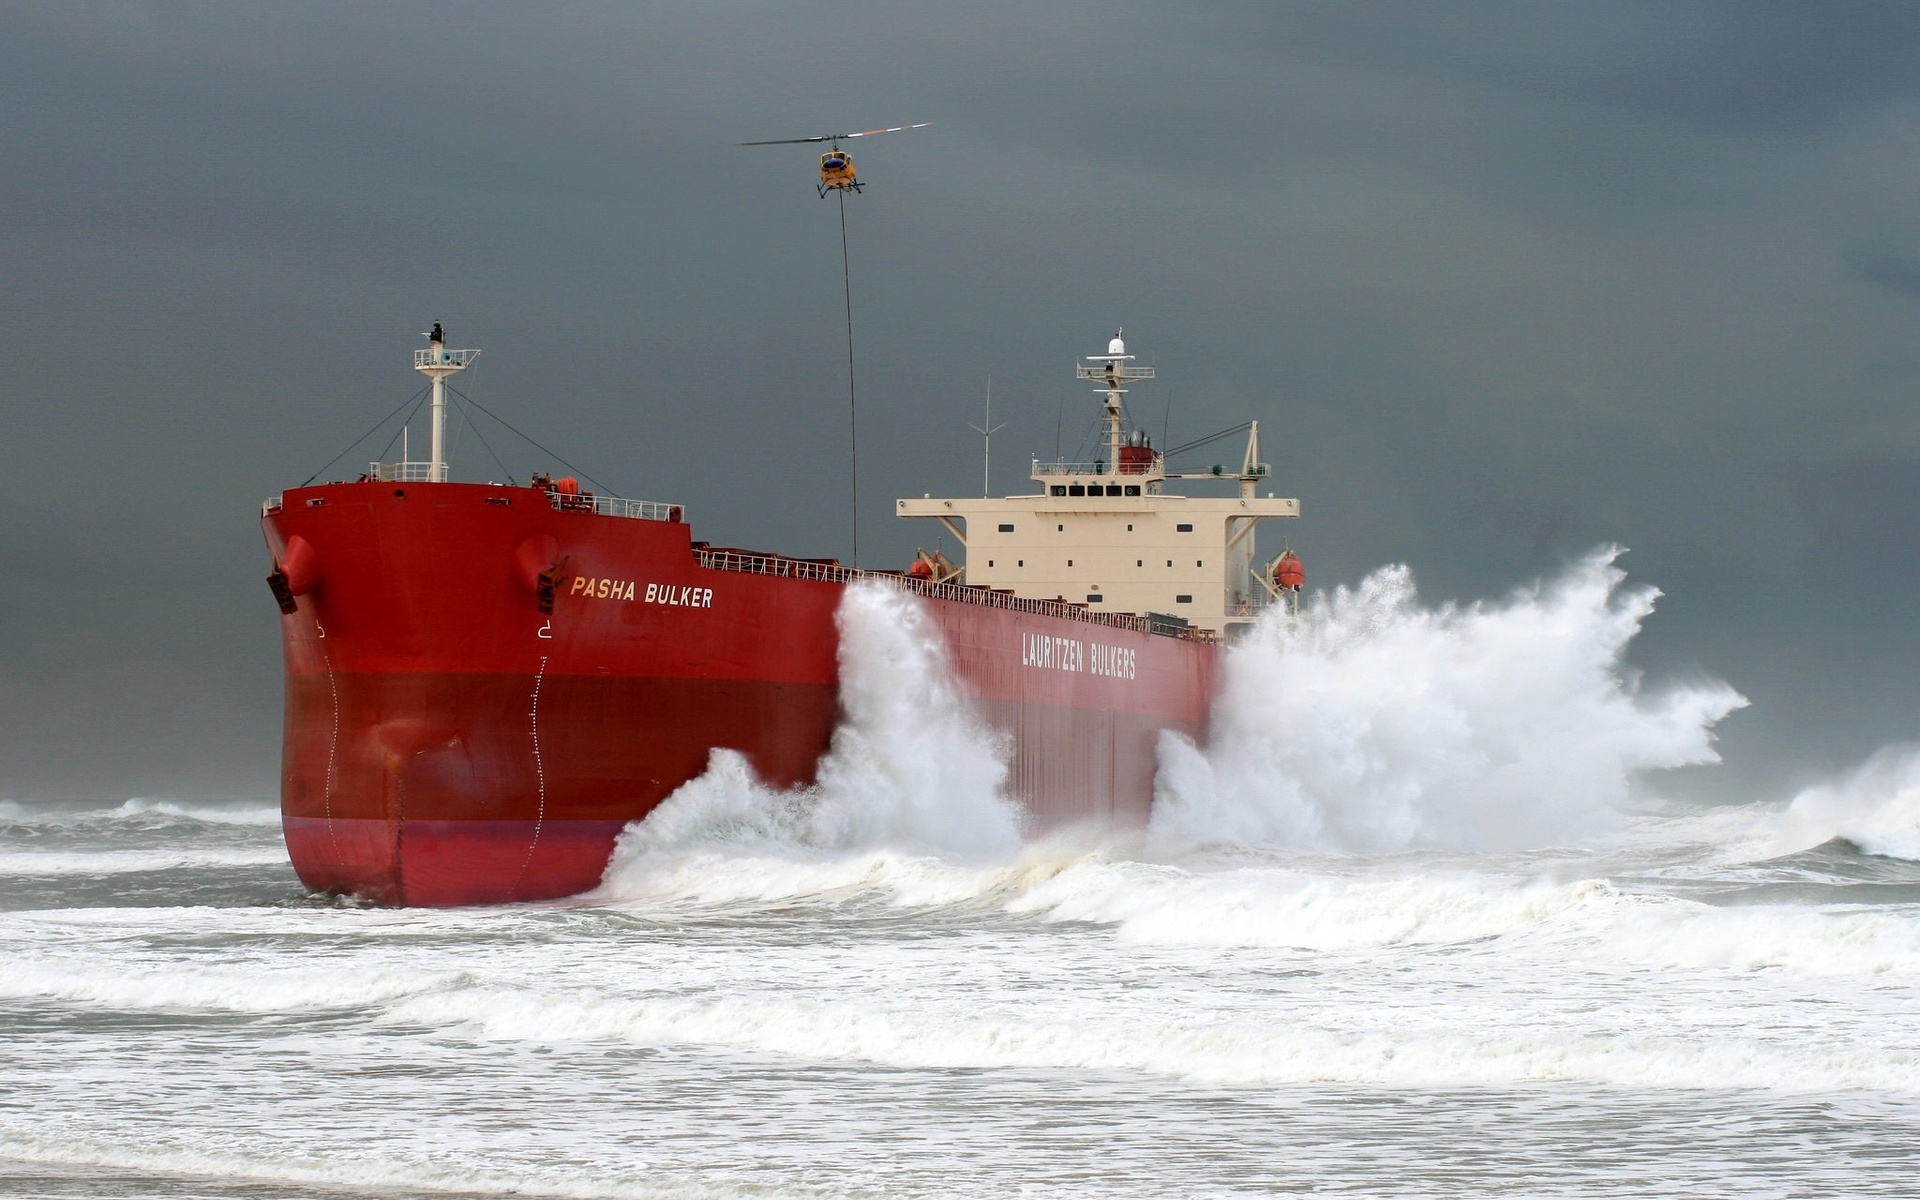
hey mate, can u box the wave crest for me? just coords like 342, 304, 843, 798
1774, 743, 1920, 861
598, 582, 1023, 899
1153, 548, 1746, 853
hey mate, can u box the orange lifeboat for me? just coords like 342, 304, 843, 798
907, 558, 933, 579
1273, 549, 1305, 591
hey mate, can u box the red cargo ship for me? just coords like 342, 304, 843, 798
262, 329, 1299, 904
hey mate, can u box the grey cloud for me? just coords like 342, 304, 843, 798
1844, 241, 1920, 299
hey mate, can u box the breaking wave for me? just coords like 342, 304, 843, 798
597, 581, 1022, 899
1153, 548, 1747, 854
1772, 742, 1920, 861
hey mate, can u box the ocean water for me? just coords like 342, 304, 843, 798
4, 554, 1919, 1198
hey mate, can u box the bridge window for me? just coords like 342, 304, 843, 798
1106, 485, 1122, 496
1051, 485, 1066, 496
1125, 486, 1141, 496
998, 523, 1014, 532
1068, 484, 1085, 496
1177, 523, 1193, 532
1176, 594, 1192, 604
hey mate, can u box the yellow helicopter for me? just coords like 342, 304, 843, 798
740, 123, 931, 197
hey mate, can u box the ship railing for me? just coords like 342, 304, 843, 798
1030, 456, 1163, 479
693, 547, 1220, 642
545, 491, 683, 522
414, 348, 479, 370
369, 460, 445, 483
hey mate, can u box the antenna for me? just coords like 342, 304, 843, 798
967, 375, 1006, 497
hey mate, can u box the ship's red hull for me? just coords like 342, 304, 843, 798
264, 481, 1217, 905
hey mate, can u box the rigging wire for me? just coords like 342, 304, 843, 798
447, 384, 616, 495
445, 360, 481, 464
300, 384, 430, 486
838, 188, 859, 566
1055, 385, 1064, 461
446, 395, 469, 463
447, 393, 519, 486
373, 390, 434, 465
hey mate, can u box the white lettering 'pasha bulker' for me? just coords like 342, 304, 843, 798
1021, 633, 1136, 679
643, 582, 714, 609
570, 577, 637, 601
567, 577, 715, 609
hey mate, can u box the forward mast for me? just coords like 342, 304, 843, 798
373, 322, 480, 483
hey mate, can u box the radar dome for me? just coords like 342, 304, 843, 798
1107, 329, 1125, 356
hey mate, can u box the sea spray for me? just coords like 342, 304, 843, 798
1772, 742, 1920, 860
1153, 547, 1747, 853
598, 581, 1021, 897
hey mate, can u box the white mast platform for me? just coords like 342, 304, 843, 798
897, 331, 1298, 635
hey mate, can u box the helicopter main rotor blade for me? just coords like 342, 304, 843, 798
738, 122, 930, 146
843, 122, 931, 138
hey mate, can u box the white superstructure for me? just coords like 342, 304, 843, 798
897, 332, 1298, 635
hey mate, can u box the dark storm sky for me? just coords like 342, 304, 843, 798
3, 1, 1918, 801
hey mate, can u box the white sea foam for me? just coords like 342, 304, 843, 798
0, 961, 463, 1013
1153, 548, 1747, 854
1771, 741, 1920, 860
0, 797, 280, 827
0, 847, 290, 876
1004, 857, 1620, 951
598, 581, 1022, 898
373, 952, 1920, 1094
0, 1132, 752, 1200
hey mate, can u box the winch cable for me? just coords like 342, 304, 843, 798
447, 385, 616, 496
838, 187, 860, 566
300, 384, 429, 486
